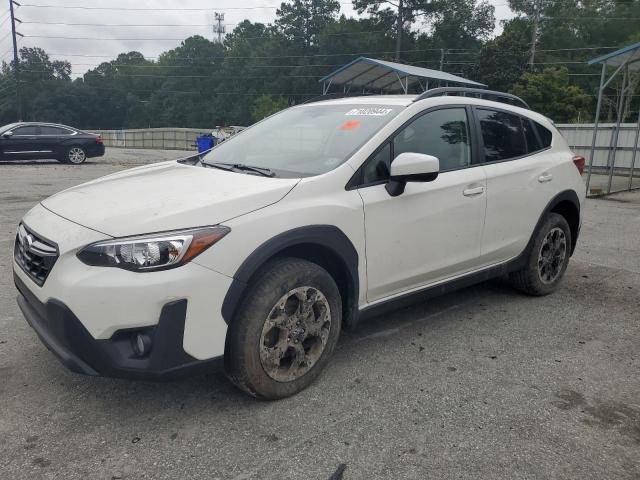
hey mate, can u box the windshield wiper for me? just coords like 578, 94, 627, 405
205, 162, 276, 177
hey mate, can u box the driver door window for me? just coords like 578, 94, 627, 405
361, 108, 471, 185
393, 108, 471, 171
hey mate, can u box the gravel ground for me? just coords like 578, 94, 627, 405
0, 149, 639, 480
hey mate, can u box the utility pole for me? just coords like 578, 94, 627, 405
439, 48, 445, 71
213, 12, 225, 44
528, 0, 542, 70
9, 0, 22, 121
395, 0, 403, 61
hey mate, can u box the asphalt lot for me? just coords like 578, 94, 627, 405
1, 149, 639, 480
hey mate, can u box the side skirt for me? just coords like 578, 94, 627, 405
357, 254, 526, 322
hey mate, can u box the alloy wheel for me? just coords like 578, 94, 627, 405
259, 286, 331, 382
537, 227, 567, 285
68, 147, 86, 164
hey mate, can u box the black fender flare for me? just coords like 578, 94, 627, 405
513, 189, 582, 271
221, 225, 360, 329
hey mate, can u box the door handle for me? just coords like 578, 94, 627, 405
463, 186, 485, 197
538, 173, 553, 183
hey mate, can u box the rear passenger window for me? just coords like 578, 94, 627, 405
477, 109, 526, 162
40, 126, 73, 135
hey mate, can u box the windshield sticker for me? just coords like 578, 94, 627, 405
340, 120, 361, 130
345, 108, 393, 116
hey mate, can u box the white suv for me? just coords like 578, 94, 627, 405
14, 89, 586, 399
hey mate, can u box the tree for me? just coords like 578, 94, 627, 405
353, 0, 495, 59
276, 0, 341, 49
252, 95, 288, 122
428, 0, 495, 49
511, 67, 590, 122
463, 18, 530, 91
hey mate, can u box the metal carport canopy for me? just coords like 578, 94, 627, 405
588, 42, 640, 71
319, 56, 486, 94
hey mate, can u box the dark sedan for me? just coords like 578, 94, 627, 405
0, 122, 105, 164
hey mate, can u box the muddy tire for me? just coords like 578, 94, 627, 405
509, 213, 572, 296
224, 257, 342, 400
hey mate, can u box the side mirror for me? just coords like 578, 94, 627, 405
2, 131, 13, 138
385, 152, 439, 197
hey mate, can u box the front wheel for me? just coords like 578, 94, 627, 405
63, 146, 87, 164
509, 213, 572, 296
224, 258, 342, 399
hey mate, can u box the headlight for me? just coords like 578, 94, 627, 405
77, 226, 230, 272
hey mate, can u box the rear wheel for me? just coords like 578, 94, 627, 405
224, 257, 342, 399
509, 213, 572, 296
63, 146, 87, 164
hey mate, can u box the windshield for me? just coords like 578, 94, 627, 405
202, 104, 401, 177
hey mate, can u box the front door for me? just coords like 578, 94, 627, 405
1, 125, 41, 160
355, 107, 487, 303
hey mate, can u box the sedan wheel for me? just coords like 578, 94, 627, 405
67, 147, 86, 164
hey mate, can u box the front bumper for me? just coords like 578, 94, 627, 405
15, 273, 218, 379
14, 203, 232, 378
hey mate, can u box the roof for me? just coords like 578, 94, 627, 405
588, 42, 640, 71
319, 57, 486, 93
304, 92, 539, 113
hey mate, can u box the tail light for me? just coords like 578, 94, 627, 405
95, 135, 103, 144
572, 155, 585, 175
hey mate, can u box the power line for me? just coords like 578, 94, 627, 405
22, 29, 389, 42
18, 2, 356, 11
22, 21, 229, 27
22, 70, 325, 79
42, 48, 456, 61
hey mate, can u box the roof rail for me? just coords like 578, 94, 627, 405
413, 87, 530, 109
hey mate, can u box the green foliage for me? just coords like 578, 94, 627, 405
252, 96, 289, 122
276, 0, 341, 49
511, 67, 591, 122
463, 18, 530, 91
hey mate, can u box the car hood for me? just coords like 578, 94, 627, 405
41, 161, 300, 237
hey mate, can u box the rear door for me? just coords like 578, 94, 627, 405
474, 107, 557, 265
39, 125, 76, 157
1, 125, 41, 159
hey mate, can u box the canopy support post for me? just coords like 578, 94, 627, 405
606, 66, 628, 194
628, 107, 640, 190
586, 62, 607, 193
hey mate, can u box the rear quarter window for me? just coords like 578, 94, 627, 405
535, 122, 553, 148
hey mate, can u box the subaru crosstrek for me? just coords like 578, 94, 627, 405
14, 89, 586, 399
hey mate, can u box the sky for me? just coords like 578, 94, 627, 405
1, 0, 514, 77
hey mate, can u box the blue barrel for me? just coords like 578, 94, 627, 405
196, 135, 215, 153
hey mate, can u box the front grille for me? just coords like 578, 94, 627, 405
14, 223, 59, 286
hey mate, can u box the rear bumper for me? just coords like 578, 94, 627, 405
86, 143, 105, 158
15, 273, 219, 380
